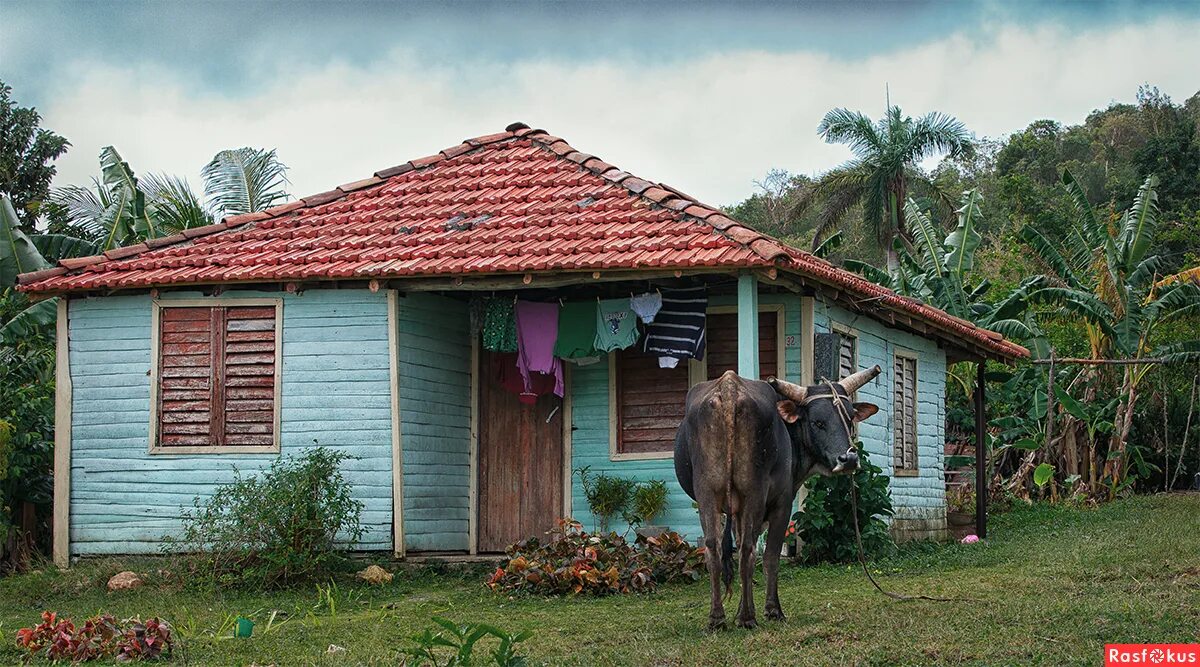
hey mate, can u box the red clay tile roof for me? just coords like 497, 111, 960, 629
17, 123, 1026, 360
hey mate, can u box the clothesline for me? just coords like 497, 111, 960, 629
474, 286, 710, 403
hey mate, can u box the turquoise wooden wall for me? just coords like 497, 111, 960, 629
67, 289, 394, 555
65, 284, 945, 556
567, 292, 947, 539
395, 293, 472, 552
567, 292, 804, 541
814, 302, 947, 523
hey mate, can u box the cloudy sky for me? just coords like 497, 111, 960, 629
3, 1, 1199, 207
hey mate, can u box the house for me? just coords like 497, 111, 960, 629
18, 123, 1027, 566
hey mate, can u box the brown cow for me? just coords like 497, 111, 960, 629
673, 366, 881, 629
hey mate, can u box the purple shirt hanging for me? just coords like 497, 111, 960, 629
515, 300, 564, 397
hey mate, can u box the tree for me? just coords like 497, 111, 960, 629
51, 146, 214, 251
51, 145, 291, 249
796, 103, 973, 272
0, 82, 70, 233
1022, 172, 1200, 492
202, 148, 289, 216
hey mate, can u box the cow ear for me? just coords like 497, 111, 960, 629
852, 402, 879, 421
776, 400, 800, 424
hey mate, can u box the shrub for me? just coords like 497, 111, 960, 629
399, 617, 532, 667
485, 519, 704, 596
15, 611, 173, 662
166, 448, 364, 587
574, 467, 635, 533
792, 445, 895, 563
629, 480, 668, 526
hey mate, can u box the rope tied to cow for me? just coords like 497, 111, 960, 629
821, 379, 980, 604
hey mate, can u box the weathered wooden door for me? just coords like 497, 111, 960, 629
476, 350, 564, 553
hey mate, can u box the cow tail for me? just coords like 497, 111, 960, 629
721, 514, 735, 597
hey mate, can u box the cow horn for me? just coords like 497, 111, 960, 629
839, 365, 882, 394
767, 376, 807, 402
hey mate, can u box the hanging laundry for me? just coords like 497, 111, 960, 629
594, 298, 639, 352
553, 301, 599, 359
630, 291, 663, 324
468, 296, 487, 338
515, 300, 564, 397
492, 352, 556, 405
482, 297, 518, 352
643, 285, 708, 368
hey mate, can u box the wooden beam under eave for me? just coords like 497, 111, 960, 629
53, 298, 72, 569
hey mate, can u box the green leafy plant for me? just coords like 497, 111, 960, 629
629, 479, 668, 526
485, 519, 703, 597
399, 616, 532, 667
165, 448, 364, 587
574, 467, 635, 533
793, 446, 895, 563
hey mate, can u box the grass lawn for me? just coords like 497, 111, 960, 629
2, 494, 1198, 666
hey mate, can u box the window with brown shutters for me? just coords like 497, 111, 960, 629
893, 353, 918, 472
612, 309, 781, 458
613, 347, 690, 456
154, 301, 280, 452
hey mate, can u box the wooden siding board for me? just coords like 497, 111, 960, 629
396, 293, 472, 553
813, 302, 948, 522
67, 290, 395, 555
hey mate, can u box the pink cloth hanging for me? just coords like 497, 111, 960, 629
515, 300, 564, 397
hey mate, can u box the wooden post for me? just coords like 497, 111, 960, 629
737, 273, 759, 378
974, 360, 987, 539
53, 298, 72, 569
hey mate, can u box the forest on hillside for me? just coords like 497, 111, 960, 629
725, 85, 1200, 502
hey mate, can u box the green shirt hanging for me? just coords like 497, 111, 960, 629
554, 301, 599, 359
482, 298, 518, 352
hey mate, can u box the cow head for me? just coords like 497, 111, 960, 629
768, 366, 881, 475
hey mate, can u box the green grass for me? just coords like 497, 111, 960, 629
2, 494, 1199, 666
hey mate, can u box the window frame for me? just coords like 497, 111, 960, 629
607, 302, 787, 462
148, 297, 284, 455
892, 348, 920, 476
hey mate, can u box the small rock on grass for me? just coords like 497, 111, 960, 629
107, 571, 143, 591
356, 564, 393, 585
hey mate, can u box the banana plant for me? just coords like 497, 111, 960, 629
1021, 172, 1200, 487
51, 146, 216, 251
1, 195, 57, 341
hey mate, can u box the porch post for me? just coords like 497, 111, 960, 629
737, 272, 759, 378
974, 360, 987, 539
54, 298, 72, 569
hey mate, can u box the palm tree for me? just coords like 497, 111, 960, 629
202, 148, 289, 216
3, 146, 289, 339
50, 146, 290, 250
797, 104, 973, 272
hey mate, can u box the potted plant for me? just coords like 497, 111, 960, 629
630, 480, 669, 539
946, 484, 975, 527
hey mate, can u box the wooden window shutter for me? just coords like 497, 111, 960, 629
616, 347, 689, 455
892, 355, 917, 470
705, 312, 779, 381
158, 307, 217, 447
157, 304, 277, 449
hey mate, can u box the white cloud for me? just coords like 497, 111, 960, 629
39, 19, 1200, 208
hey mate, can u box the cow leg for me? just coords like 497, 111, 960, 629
697, 496, 727, 630
735, 509, 762, 629
763, 501, 791, 621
